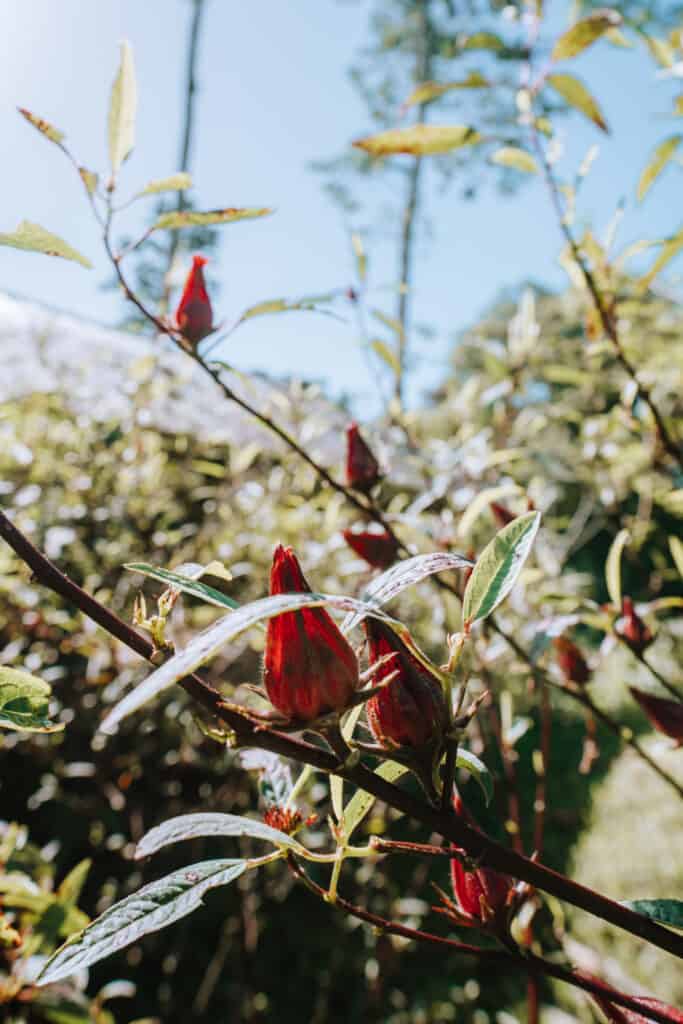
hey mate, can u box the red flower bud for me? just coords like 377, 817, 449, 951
553, 636, 591, 686
629, 686, 683, 743
449, 854, 513, 929
592, 990, 683, 1024
490, 502, 516, 528
175, 254, 214, 346
345, 422, 381, 492
264, 545, 359, 721
615, 597, 653, 655
364, 618, 449, 749
343, 527, 399, 569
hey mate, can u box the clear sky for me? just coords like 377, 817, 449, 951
1, 1, 681, 415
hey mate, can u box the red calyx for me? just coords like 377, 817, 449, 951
345, 422, 381, 492
364, 618, 448, 749
490, 502, 516, 528
264, 545, 359, 722
449, 854, 513, 930
553, 636, 591, 686
175, 254, 214, 346
615, 597, 654, 655
629, 686, 683, 743
343, 528, 399, 569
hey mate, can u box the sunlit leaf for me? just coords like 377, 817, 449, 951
491, 146, 538, 173
637, 135, 682, 201
638, 229, 683, 291
125, 563, 240, 611
238, 291, 339, 324
0, 221, 92, 268
461, 32, 504, 51
456, 749, 493, 805
462, 512, 541, 628
605, 528, 630, 607
403, 73, 491, 108
17, 107, 65, 145
343, 761, 408, 838
0, 667, 63, 733
135, 812, 304, 859
78, 167, 99, 196
108, 40, 137, 174
621, 899, 683, 932
546, 73, 608, 132
138, 173, 193, 196
669, 536, 683, 577
38, 860, 246, 985
353, 124, 481, 157
552, 10, 622, 61
153, 208, 272, 230
370, 338, 401, 375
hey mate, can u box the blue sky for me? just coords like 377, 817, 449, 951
1, 1, 681, 414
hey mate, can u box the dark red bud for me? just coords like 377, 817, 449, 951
592, 989, 683, 1024
264, 545, 358, 721
553, 636, 591, 686
364, 618, 449, 749
615, 597, 653, 654
629, 686, 683, 742
175, 254, 214, 345
449, 855, 513, 928
490, 502, 516, 528
345, 422, 381, 492
343, 528, 399, 569
346, 286, 358, 302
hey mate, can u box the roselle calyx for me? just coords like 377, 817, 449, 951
345, 422, 381, 492
364, 618, 449, 751
343, 527, 399, 569
263, 545, 359, 722
553, 636, 591, 686
175, 254, 214, 346
615, 597, 653, 655
629, 686, 683, 743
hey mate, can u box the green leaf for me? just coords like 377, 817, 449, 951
17, 107, 65, 145
78, 168, 98, 196
456, 749, 493, 805
546, 73, 608, 132
135, 812, 304, 858
0, 667, 63, 733
100, 594, 400, 734
462, 511, 541, 628
605, 528, 630, 607
669, 536, 683, 577
621, 899, 683, 933
637, 135, 682, 201
552, 10, 622, 61
343, 761, 408, 838
638, 229, 683, 291
138, 173, 193, 196
125, 563, 241, 611
461, 32, 504, 51
342, 551, 474, 634
403, 73, 491, 108
370, 338, 401, 376
491, 146, 538, 174
238, 291, 339, 324
353, 124, 481, 157
153, 207, 272, 230
0, 221, 92, 268
57, 860, 91, 908
38, 859, 246, 985
108, 40, 137, 174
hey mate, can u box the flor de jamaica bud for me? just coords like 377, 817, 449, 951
175, 254, 214, 346
343, 527, 399, 569
263, 545, 358, 722
629, 686, 683, 743
615, 596, 653, 655
553, 636, 591, 686
364, 618, 448, 750
345, 422, 381, 492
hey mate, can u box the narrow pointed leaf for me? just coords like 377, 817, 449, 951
491, 146, 538, 173
546, 73, 608, 132
138, 173, 193, 196
100, 594, 399, 734
125, 563, 240, 611
637, 135, 682, 201
18, 108, 65, 145
238, 291, 338, 323
403, 74, 491, 108
605, 529, 630, 607
552, 10, 622, 61
638, 229, 683, 291
135, 812, 304, 859
154, 208, 272, 230
669, 536, 683, 577
0, 221, 92, 268
370, 338, 401, 375
37, 860, 246, 985
108, 40, 137, 174
456, 749, 493, 805
79, 167, 99, 195
353, 124, 481, 157
0, 667, 63, 733
621, 899, 683, 932
462, 511, 541, 627
343, 761, 408, 838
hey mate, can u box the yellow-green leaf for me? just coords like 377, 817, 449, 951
546, 73, 608, 132
403, 73, 490, 108
0, 220, 92, 269
491, 146, 538, 173
637, 135, 682, 201
154, 207, 272, 230
638, 229, 683, 291
552, 10, 622, 61
342, 761, 408, 838
669, 536, 683, 577
370, 338, 401, 375
79, 167, 99, 196
108, 40, 137, 174
351, 232, 367, 282
675, 95, 683, 116
353, 124, 481, 157
17, 107, 65, 145
461, 32, 504, 51
139, 173, 193, 196
0, 667, 63, 733
605, 528, 630, 607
